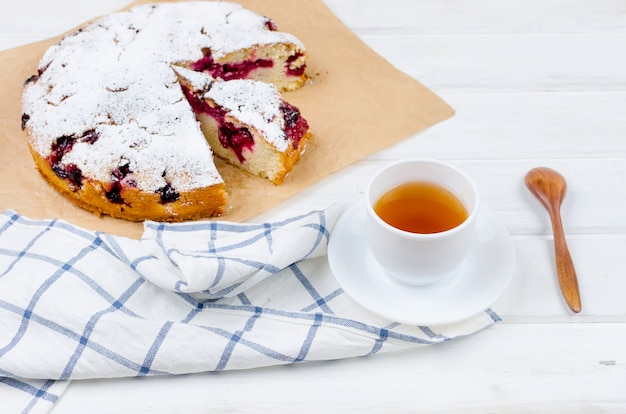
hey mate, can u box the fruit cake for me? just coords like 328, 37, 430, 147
20, 1, 310, 222
175, 67, 311, 185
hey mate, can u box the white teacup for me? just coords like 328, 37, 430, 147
365, 159, 480, 285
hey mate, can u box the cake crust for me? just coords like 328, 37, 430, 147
26, 136, 228, 222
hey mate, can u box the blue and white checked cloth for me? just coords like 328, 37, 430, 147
0, 205, 500, 413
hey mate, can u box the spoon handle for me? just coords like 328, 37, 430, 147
550, 209, 582, 313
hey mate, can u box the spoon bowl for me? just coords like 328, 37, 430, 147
525, 167, 581, 313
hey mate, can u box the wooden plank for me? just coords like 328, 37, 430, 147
52, 323, 626, 413
359, 33, 626, 93
383, 92, 626, 160
326, 0, 626, 34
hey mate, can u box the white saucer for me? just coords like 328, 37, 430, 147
328, 203, 515, 325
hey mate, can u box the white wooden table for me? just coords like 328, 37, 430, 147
2, 0, 626, 412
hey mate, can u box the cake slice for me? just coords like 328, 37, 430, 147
175, 67, 311, 185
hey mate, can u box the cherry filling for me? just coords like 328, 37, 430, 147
190, 50, 273, 81
182, 85, 255, 163
24, 63, 50, 87
219, 124, 254, 163
154, 171, 180, 204
24, 74, 40, 86
156, 183, 180, 204
46, 129, 102, 191
280, 102, 309, 148
264, 19, 278, 31
48, 136, 83, 190
106, 182, 124, 204
106, 162, 136, 204
21, 114, 30, 130
81, 129, 99, 144
53, 164, 83, 191
285, 52, 306, 77
48, 136, 74, 167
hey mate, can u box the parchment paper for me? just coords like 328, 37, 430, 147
0, 0, 454, 238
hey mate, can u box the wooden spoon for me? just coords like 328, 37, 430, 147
525, 167, 581, 313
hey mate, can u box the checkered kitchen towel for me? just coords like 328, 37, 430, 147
0, 205, 500, 413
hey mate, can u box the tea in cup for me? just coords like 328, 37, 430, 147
365, 159, 480, 285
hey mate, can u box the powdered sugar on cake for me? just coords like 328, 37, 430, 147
22, 1, 305, 192
209, 80, 290, 151
175, 67, 290, 152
